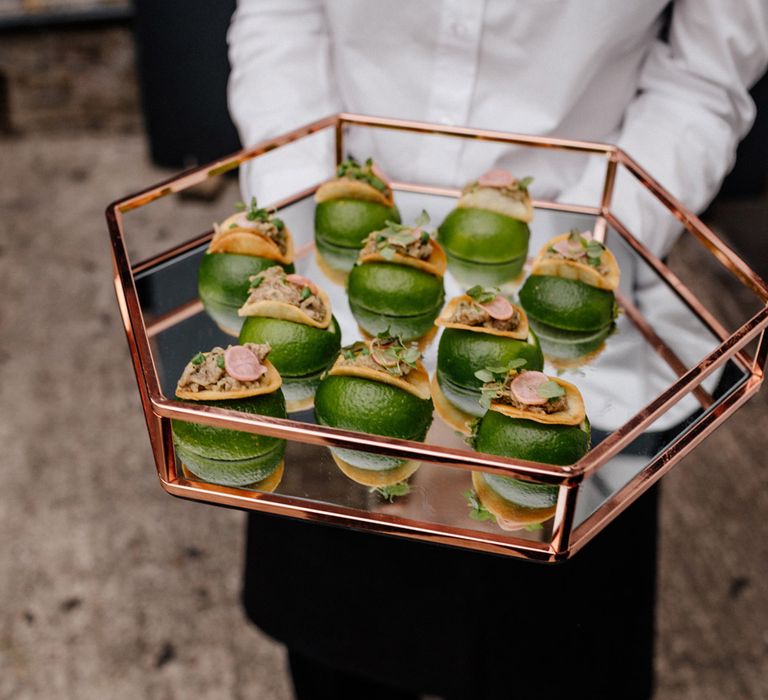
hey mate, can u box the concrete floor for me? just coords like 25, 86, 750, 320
1, 131, 767, 699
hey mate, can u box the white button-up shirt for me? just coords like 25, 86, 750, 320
227, 1, 767, 437
228, 0, 767, 257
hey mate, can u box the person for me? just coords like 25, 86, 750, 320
227, 2, 768, 698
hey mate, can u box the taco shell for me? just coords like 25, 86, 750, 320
359, 238, 447, 278
471, 471, 555, 529
457, 187, 533, 223
238, 285, 333, 329
208, 226, 294, 264
531, 233, 619, 291
315, 178, 393, 208
489, 376, 585, 426
176, 359, 283, 401
329, 355, 431, 401
331, 452, 421, 487
435, 295, 529, 340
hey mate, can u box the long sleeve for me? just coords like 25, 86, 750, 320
558, 0, 768, 259
227, 0, 342, 204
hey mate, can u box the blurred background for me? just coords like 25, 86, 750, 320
1, 1, 767, 698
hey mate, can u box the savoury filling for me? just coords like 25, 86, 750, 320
177, 343, 271, 393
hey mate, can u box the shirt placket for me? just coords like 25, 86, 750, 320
414, 0, 484, 185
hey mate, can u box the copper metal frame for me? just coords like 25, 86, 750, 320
107, 113, 768, 562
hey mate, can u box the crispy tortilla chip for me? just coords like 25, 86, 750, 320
489, 376, 585, 426
315, 178, 393, 208
329, 355, 431, 401
471, 471, 556, 529
208, 228, 294, 264
530, 233, 620, 291
359, 239, 447, 278
331, 451, 421, 487
435, 295, 529, 340
430, 374, 474, 435
176, 359, 282, 401
457, 187, 533, 223
238, 285, 333, 329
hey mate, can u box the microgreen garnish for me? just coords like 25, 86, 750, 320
371, 213, 433, 260
369, 333, 421, 376
337, 157, 388, 193
518, 176, 534, 192
235, 197, 280, 225
466, 285, 500, 305
475, 359, 528, 409
465, 489, 495, 522
300, 286, 312, 301
371, 482, 411, 502
557, 229, 605, 266
216, 355, 226, 369
248, 275, 264, 290
537, 380, 566, 400
229, 223, 238, 229
191, 352, 205, 366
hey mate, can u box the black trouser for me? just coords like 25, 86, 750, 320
243, 485, 659, 700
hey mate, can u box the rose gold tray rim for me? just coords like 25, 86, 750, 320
107, 113, 768, 561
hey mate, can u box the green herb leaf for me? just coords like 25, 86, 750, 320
414, 210, 431, 228
402, 346, 421, 365
191, 352, 206, 366
272, 217, 284, 231
249, 275, 264, 290
524, 522, 544, 532
474, 369, 495, 383
518, 176, 534, 191
216, 355, 226, 369
380, 246, 396, 261
343, 349, 355, 360
465, 489, 495, 521
466, 285, 499, 305
507, 357, 527, 370
229, 223, 238, 229
371, 482, 411, 502
537, 380, 566, 399
300, 286, 312, 301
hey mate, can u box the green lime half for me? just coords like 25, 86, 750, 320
175, 441, 285, 487
348, 300, 441, 342
315, 199, 401, 249
528, 318, 615, 361
315, 375, 433, 442
473, 410, 590, 466
437, 208, 530, 264
198, 253, 294, 334
519, 275, 617, 332
315, 236, 362, 273
444, 252, 526, 288
347, 262, 445, 317
239, 315, 342, 377
171, 390, 286, 461
480, 472, 558, 510
437, 327, 543, 390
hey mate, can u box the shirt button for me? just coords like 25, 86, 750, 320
451, 21, 467, 38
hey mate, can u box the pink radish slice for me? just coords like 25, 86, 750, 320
478, 169, 515, 188
510, 371, 549, 406
285, 274, 318, 295
480, 295, 514, 320
224, 346, 268, 382
371, 348, 398, 368
553, 239, 580, 258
